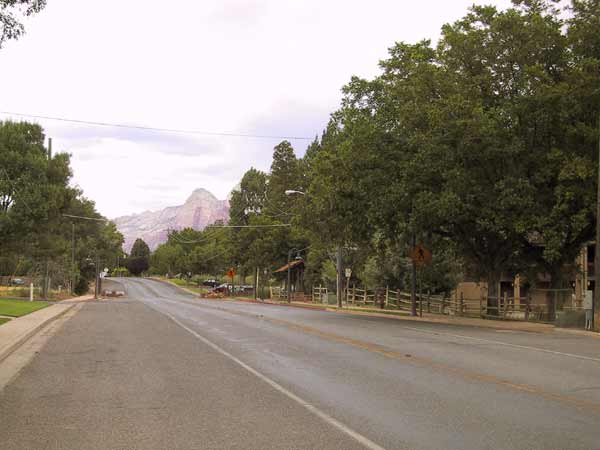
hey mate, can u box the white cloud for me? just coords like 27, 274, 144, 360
0, 0, 513, 218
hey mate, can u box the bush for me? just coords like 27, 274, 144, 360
74, 277, 89, 296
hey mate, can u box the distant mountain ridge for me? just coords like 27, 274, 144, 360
114, 188, 229, 252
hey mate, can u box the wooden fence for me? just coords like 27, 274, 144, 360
318, 285, 577, 323
279, 284, 581, 324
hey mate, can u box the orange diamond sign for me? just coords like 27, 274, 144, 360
409, 245, 432, 267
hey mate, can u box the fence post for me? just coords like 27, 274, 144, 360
503, 292, 508, 318
427, 291, 430, 313
364, 286, 368, 305
441, 294, 446, 314
386, 286, 389, 307
459, 292, 464, 317
479, 294, 483, 318
525, 294, 531, 321
29, 282, 34, 302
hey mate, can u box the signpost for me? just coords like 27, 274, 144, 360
227, 267, 236, 295
409, 244, 432, 267
409, 245, 432, 317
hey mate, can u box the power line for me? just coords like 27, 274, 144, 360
0, 111, 313, 141
62, 214, 108, 223
205, 224, 292, 228
167, 227, 227, 244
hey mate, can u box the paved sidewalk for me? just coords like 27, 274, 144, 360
0, 295, 92, 363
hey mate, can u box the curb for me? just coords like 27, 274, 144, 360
554, 327, 600, 340
0, 303, 75, 364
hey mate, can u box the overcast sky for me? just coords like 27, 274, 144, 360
0, 0, 512, 218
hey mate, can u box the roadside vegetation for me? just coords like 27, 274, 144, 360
0, 298, 49, 317
149, 0, 600, 298
0, 121, 124, 297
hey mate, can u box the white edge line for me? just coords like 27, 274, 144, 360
157, 307, 387, 450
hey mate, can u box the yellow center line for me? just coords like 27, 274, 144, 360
167, 297, 600, 414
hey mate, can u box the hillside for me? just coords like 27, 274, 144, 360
114, 188, 229, 251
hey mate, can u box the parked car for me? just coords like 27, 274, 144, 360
10, 278, 25, 286
210, 283, 231, 293
202, 279, 220, 287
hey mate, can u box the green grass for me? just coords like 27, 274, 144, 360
0, 318, 10, 326
0, 298, 50, 317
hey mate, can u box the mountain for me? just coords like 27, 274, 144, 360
114, 188, 229, 252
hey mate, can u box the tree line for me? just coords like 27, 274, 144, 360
149, 1, 600, 296
0, 121, 124, 295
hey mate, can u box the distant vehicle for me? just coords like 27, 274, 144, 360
211, 283, 231, 293
10, 278, 25, 286
202, 279, 220, 287
208, 284, 254, 294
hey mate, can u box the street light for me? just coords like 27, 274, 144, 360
284, 189, 344, 308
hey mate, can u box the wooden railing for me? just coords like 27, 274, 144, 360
317, 285, 576, 323
312, 286, 329, 304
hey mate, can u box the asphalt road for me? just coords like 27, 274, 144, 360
1, 278, 600, 450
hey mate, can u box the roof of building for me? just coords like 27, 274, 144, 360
274, 258, 305, 273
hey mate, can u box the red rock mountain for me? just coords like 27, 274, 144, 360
114, 188, 229, 252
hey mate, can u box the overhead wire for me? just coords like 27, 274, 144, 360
0, 111, 314, 141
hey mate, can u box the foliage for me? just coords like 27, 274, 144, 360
0, 0, 46, 48
149, 0, 600, 296
74, 277, 89, 296
126, 238, 150, 276
0, 121, 124, 292
0, 298, 48, 317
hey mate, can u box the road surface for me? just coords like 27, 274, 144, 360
1, 277, 599, 450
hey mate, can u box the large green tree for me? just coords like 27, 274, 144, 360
0, 121, 123, 294
126, 238, 150, 276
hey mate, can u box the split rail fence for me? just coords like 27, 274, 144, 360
308, 285, 573, 323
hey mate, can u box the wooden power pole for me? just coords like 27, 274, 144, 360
594, 115, 600, 331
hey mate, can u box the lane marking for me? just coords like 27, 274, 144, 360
153, 297, 600, 414
385, 324, 600, 364
147, 304, 388, 450
160, 294, 600, 364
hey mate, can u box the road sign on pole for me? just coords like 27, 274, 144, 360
409, 245, 432, 267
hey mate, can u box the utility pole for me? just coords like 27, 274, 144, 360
287, 250, 292, 303
336, 246, 343, 308
71, 222, 75, 294
594, 114, 600, 331
254, 266, 258, 300
42, 259, 49, 300
94, 254, 100, 299
410, 233, 417, 316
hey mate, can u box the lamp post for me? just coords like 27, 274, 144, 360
287, 248, 297, 303
284, 189, 344, 308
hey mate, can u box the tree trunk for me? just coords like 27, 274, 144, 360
487, 274, 500, 317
